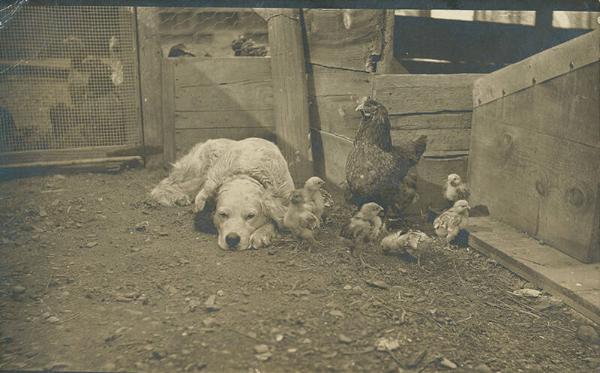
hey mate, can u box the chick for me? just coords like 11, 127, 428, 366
433, 199, 470, 243
340, 202, 384, 257
284, 189, 320, 245
443, 173, 470, 205
392, 167, 419, 218
302, 176, 326, 220
381, 230, 433, 264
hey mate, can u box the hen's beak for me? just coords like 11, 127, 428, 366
355, 102, 365, 112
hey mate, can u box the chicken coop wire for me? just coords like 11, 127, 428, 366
156, 8, 269, 59
0, 3, 142, 153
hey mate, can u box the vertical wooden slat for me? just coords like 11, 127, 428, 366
265, 8, 313, 185
161, 58, 176, 164
135, 7, 164, 168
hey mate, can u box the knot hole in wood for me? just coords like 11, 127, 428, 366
565, 187, 586, 208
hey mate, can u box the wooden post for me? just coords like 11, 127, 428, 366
379, 10, 396, 74
379, 10, 408, 74
135, 8, 165, 168
256, 8, 313, 185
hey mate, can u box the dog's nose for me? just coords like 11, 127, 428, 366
225, 233, 241, 249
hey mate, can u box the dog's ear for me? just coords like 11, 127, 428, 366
261, 191, 288, 229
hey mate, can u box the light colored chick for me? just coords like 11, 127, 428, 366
443, 173, 470, 204
284, 189, 320, 244
433, 199, 470, 243
302, 176, 326, 220
340, 202, 384, 256
381, 230, 433, 262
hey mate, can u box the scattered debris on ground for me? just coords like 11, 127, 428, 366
0, 170, 598, 372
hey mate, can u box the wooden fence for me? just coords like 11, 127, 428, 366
161, 57, 275, 160
469, 29, 600, 263
309, 66, 481, 210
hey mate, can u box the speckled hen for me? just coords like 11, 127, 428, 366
344, 97, 427, 217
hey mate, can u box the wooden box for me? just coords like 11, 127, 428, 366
469, 29, 600, 263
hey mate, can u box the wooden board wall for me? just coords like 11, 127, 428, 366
162, 57, 275, 156
469, 29, 600, 263
308, 64, 480, 210
303, 9, 406, 73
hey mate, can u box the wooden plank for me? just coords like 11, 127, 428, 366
176, 80, 273, 112
467, 216, 600, 325
388, 112, 472, 130
473, 29, 600, 107
175, 110, 273, 129
311, 130, 353, 187
310, 95, 472, 155
0, 156, 142, 169
136, 8, 164, 168
0, 157, 143, 180
162, 59, 176, 164
474, 62, 599, 148
393, 128, 470, 155
267, 9, 313, 185
0, 145, 146, 165
309, 95, 363, 134
469, 107, 600, 262
374, 74, 481, 114
309, 65, 373, 97
304, 9, 386, 71
175, 127, 274, 155
173, 57, 271, 87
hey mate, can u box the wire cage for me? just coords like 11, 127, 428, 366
155, 8, 269, 59
0, 3, 142, 154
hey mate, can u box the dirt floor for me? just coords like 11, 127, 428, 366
1, 168, 599, 373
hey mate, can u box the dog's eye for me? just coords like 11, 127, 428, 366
246, 213, 256, 220
218, 212, 229, 219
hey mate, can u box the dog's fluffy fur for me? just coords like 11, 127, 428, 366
151, 138, 294, 250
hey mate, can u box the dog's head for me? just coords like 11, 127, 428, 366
212, 176, 287, 251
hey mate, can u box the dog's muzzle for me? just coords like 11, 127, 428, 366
225, 233, 241, 250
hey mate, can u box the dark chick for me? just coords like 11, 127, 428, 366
345, 97, 427, 217
284, 189, 320, 245
231, 35, 268, 57
340, 202, 384, 257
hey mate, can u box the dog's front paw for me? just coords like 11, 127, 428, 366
249, 225, 276, 249
192, 193, 207, 213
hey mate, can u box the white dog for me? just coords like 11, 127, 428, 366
151, 138, 294, 250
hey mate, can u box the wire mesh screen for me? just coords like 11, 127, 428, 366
155, 8, 268, 59
0, 4, 141, 153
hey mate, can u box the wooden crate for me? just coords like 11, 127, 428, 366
469, 29, 600, 263
161, 57, 275, 160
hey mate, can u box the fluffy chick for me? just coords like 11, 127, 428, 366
340, 202, 384, 256
284, 189, 320, 244
433, 199, 470, 243
302, 176, 326, 220
381, 230, 433, 262
443, 173, 470, 205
